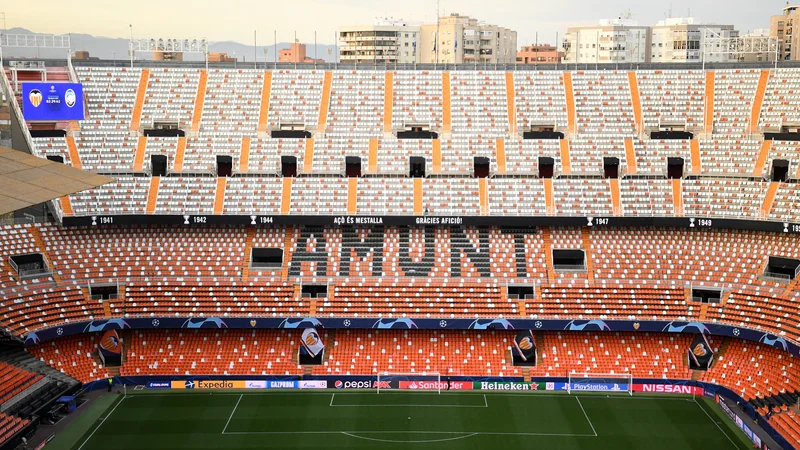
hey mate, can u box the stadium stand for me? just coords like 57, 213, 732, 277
30, 329, 798, 411
19, 67, 800, 223
8, 63, 800, 447
2, 223, 800, 338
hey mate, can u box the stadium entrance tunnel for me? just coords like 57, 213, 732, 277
552, 249, 586, 272
272, 129, 311, 139
29, 129, 66, 138
89, 283, 118, 300
9, 253, 50, 280
522, 126, 563, 140
251, 248, 283, 269
507, 286, 534, 301
151, 154, 168, 176
650, 130, 693, 140
538, 157, 554, 178
409, 156, 426, 178
281, 156, 297, 177
603, 157, 620, 179
771, 159, 789, 182
346, 156, 361, 177
144, 127, 185, 138
397, 126, 437, 139
216, 156, 233, 177
691, 287, 722, 303
301, 284, 328, 299
473, 157, 490, 178
667, 157, 684, 179
763, 256, 800, 281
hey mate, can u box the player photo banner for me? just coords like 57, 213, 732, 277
98, 329, 122, 366
687, 334, 714, 370
301, 328, 325, 357
512, 330, 537, 362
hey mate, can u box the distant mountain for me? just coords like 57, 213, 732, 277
1, 28, 337, 62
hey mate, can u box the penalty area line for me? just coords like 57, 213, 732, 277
221, 430, 598, 437
76, 396, 126, 450
693, 398, 743, 450
221, 394, 243, 434
576, 397, 598, 437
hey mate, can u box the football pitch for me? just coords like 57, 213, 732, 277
67, 391, 754, 450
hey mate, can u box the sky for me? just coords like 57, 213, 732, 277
3, 0, 777, 47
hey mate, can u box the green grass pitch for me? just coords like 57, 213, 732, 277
68, 391, 755, 449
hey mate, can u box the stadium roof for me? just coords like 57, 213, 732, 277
0, 146, 113, 215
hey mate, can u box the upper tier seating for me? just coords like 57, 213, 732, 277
513, 71, 568, 130
141, 68, 200, 129
29, 67, 799, 221
571, 71, 636, 136
268, 69, 325, 129
637, 70, 704, 131
76, 67, 141, 131
450, 71, 508, 137
392, 71, 443, 129
712, 69, 760, 136
200, 69, 263, 133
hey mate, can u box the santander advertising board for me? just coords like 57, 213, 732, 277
399, 381, 472, 391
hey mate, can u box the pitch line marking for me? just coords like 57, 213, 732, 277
329, 392, 487, 408
77, 396, 126, 450
575, 397, 598, 437
222, 430, 598, 438
331, 404, 488, 408
340, 431, 478, 443
222, 394, 243, 434
693, 398, 744, 450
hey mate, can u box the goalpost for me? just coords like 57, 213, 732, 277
376, 372, 441, 394
567, 373, 633, 396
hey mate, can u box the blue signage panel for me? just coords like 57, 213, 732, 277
22, 82, 84, 121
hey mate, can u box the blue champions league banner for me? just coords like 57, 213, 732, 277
22, 317, 800, 361
22, 83, 84, 121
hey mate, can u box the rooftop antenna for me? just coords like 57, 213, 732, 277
436, 0, 440, 64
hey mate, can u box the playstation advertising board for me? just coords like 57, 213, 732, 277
22, 82, 84, 121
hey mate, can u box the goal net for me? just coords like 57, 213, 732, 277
567, 373, 633, 395
376, 372, 441, 394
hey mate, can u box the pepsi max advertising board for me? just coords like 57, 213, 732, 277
22, 83, 84, 121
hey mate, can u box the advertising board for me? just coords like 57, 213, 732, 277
22, 83, 85, 121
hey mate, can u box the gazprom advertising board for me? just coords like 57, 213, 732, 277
22, 83, 84, 121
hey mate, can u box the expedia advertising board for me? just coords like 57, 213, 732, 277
171, 380, 248, 389
22, 83, 84, 121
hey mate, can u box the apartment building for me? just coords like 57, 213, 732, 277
563, 17, 739, 63
562, 19, 651, 63
338, 20, 420, 63
771, 5, 800, 60
516, 44, 563, 64
279, 41, 324, 63
651, 18, 738, 63
418, 14, 518, 64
